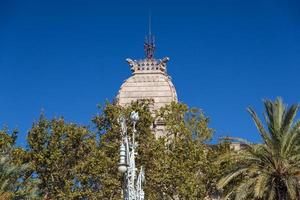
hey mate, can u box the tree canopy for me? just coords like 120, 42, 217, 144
1, 98, 299, 200
218, 98, 300, 200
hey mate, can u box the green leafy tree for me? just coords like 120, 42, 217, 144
92, 100, 156, 199
93, 101, 217, 199
23, 100, 225, 199
27, 115, 103, 199
0, 129, 39, 200
25, 101, 157, 199
217, 98, 300, 200
205, 139, 235, 199
147, 102, 216, 199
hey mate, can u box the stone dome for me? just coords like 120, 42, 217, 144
117, 57, 177, 110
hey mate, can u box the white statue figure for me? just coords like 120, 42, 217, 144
119, 116, 127, 136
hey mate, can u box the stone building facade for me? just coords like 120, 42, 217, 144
117, 57, 177, 110
117, 34, 178, 136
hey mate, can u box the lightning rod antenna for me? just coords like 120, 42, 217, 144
149, 11, 151, 35
144, 10, 155, 59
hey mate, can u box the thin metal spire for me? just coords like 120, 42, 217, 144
144, 10, 155, 59
148, 11, 151, 35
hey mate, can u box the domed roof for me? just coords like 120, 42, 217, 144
117, 57, 177, 110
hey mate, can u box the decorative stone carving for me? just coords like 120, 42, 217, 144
126, 58, 136, 72
117, 57, 178, 111
118, 38, 178, 137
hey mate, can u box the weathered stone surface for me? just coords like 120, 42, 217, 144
116, 56, 178, 138
117, 58, 178, 110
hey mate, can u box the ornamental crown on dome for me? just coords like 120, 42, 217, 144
117, 30, 178, 114
126, 57, 170, 75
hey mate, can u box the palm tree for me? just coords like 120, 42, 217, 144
0, 151, 39, 200
217, 98, 300, 200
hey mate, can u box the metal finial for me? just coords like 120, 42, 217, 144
148, 11, 151, 35
130, 111, 139, 123
144, 11, 155, 59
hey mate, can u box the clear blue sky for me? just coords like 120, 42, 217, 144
1, 0, 299, 146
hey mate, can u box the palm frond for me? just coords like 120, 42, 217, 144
219, 98, 300, 200
281, 104, 299, 134
217, 168, 248, 189
234, 178, 256, 200
281, 129, 298, 157
267, 180, 276, 200
247, 107, 272, 147
284, 176, 299, 200
254, 173, 269, 198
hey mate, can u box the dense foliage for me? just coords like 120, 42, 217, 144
92, 100, 227, 199
0, 129, 39, 199
26, 115, 102, 199
218, 98, 300, 200
0, 98, 299, 199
